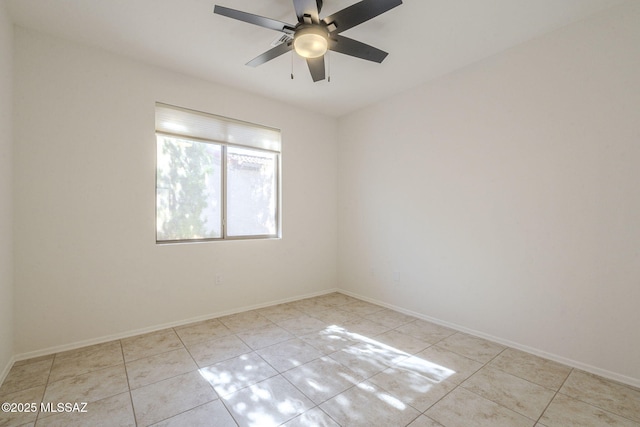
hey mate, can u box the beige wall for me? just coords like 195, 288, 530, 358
12, 27, 338, 355
0, 0, 14, 380
338, 2, 640, 386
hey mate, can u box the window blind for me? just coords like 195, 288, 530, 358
155, 103, 281, 152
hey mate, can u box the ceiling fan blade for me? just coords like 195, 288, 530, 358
214, 5, 295, 34
329, 35, 388, 63
246, 42, 294, 67
322, 0, 402, 34
292, 0, 322, 23
306, 56, 326, 82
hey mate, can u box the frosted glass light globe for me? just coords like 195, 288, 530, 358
294, 27, 328, 59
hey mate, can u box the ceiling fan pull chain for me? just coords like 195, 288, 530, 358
328, 50, 331, 83
291, 50, 294, 79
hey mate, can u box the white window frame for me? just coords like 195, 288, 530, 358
155, 103, 281, 243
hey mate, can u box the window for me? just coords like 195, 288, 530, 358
155, 103, 280, 242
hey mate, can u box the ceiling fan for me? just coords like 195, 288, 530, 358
214, 0, 403, 82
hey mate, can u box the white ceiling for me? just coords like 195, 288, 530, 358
6, 0, 626, 117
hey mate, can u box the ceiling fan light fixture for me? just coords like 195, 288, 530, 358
293, 26, 328, 59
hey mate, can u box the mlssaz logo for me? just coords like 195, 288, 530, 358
40, 402, 89, 413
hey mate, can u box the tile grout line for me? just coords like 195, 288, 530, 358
120, 339, 139, 427
216, 389, 243, 427
32, 353, 55, 426
534, 367, 573, 425
172, 325, 201, 376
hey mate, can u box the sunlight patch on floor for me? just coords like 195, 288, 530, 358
197, 323, 455, 426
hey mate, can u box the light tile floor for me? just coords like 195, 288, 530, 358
1, 293, 639, 426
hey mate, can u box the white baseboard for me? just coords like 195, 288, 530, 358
0, 354, 16, 387
13, 288, 339, 363
338, 289, 640, 389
